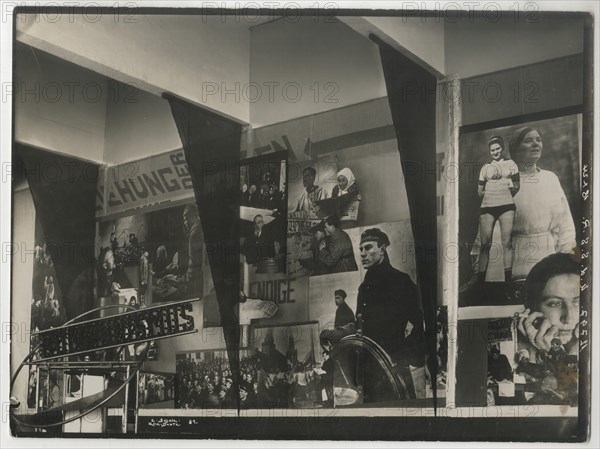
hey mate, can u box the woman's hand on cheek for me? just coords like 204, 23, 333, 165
518, 309, 540, 341
564, 324, 579, 355
533, 319, 559, 351
519, 310, 556, 351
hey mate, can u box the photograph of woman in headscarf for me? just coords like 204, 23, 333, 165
329, 167, 362, 227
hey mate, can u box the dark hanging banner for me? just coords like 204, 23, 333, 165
17, 144, 99, 320
165, 94, 243, 409
371, 36, 439, 406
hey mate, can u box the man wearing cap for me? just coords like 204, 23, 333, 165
356, 228, 424, 363
334, 289, 355, 328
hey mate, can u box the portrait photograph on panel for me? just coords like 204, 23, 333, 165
284, 99, 414, 279
98, 201, 212, 307
456, 114, 583, 413
283, 98, 413, 228
514, 253, 580, 407
240, 152, 287, 274
306, 219, 428, 407
459, 115, 581, 307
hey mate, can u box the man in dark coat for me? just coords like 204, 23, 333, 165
246, 185, 259, 207
334, 289, 355, 328
355, 228, 424, 400
488, 347, 513, 382
243, 214, 276, 264
356, 228, 424, 358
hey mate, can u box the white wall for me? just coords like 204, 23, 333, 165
341, 16, 445, 76
14, 43, 107, 162
10, 187, 35, 407
14, 43, 183, 165
444, 15, 584, 78
249, 17, 388, 127
17, 14, 251, 123
103, 80, 182, 163
342, 14, 583, 80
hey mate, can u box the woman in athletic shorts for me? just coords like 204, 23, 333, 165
477, 135, 520, 285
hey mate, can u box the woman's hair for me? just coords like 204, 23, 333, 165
488, 135, 504, 150
509, 126, 541, 163
525, 253, 579, 311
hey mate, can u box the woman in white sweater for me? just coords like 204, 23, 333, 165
466, 127, 576, 286
509, 127, 577, 280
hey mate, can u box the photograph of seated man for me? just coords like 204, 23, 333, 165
299, 215, 358, 276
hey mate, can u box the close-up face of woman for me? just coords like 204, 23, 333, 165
537, 273, 579, 343
488, 142, 503, 161
517, 129, 543, 165
337, 175, 349, 190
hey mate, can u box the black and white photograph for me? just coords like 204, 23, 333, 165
306, 219, 429, 406
282, 99, 415, 278
30, 233, 67, 333
137, 371, 175, 408
4, 2, 596, 445
514, 253, 580, 406
455, 113, 585, 416
486, 318, 517, 405
459, 115, 581, 307
240, 152, 287, 274
290, 217, 361, 278
175, 349, 249, 409
98, 201, 211, 306
249, 322, 322, 408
